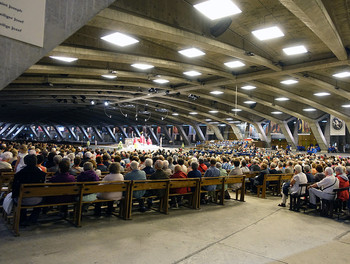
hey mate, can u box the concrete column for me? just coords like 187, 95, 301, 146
192, 124, 205, 141
147, 126, 159, 145
0, 123, 11, 137
67, 126, 78, 141
10, 125, 25, 140
54, 126, 64, 140
278, 121, 296, 148
29, 125, 39, 139
255, 122, 269, 143
176, 125, 190, 146
118, 126, 128, 138
132, 126, 141, 137
79, 126, 90, 140
106, 127, 118, 142
92, 127, 104, 142
41, 126, 52, 140
161, 126, 172, 141
309, 122, 328, 151
4, 125, 19, 139
229, 124, 243, 140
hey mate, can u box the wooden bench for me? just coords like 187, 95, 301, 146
13, 182, 82, 236
198, 177, 224, 207
289, 183, 310, 212
257, 174, 293, 199
168, 178, 200, 210
225, 175, 246, 201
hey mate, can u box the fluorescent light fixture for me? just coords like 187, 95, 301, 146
333, 71, 350, 78
153, 79, 169, 84
231, 108, 242, 112
241, 85, 256, 90
210, 90, 224, 95
220, 124, 226, 127
341, 104, 350, 108
189, 112, 198, 115
101, 74, 117, 79
226, 118, 233, 120
183, 70, 201, 77
101, 32, 139, 47
271, 111, 282, 115
104, 101, 109, 106
314, 92, 330, 97
90, 100, 95, 105
194, 0, 242, 20
229, 121, 240, 124
205, 119, 212, 121
210, 121, 219, 124
321, 120, 327, 123
244, 100, 256, 104
172, 113, 179, 116
283, 45, 307, 55
252, 26, 284, 41
281, 79, 298, 85
209, 110, 219, 113
224, 60, 245, 68
275, 97, 289, 101
178, 48, 205, 58
49, 56, 78, 62
131, 63, 154, 70
303, 108, 316, 112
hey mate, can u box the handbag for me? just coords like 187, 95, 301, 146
3, 192, 13, 214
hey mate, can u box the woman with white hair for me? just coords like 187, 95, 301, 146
0, 151, 13, 171
162, 160, 172, 177
278, 165, 307, 207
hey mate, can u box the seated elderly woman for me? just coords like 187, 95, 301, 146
95, 162, 124, 215
0, 151, 13, 171
77, 162, 100, 202
142, 158, 155, 175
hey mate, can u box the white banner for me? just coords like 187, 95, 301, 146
330, 115, 346, 136
0, 0, 46, 47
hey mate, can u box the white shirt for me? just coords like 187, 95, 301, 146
291, 172, 308, 194
316, 175, 339, 194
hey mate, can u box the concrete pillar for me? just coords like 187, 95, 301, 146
118, 126, 128, 138
0, 123, 11, 137
255, 122, 269, 144
92, 127, 103, 142
41, 126, 52, 140
147, 126, 159, 145
229, 124, 243, 140
10, 125, 25, 140
176, 125, 191, 146
4, 125, 19, 139
208, 125, 224, 141
161, 126, 172, 141
278, 121, 296, 148
79, 126, 90, 141
67, 126, 78, 141
132, 126, 141, 137
192, 124, 205, 141
30, 125, 39, 139
309, 122, 328, 151
54, 126, 64, 140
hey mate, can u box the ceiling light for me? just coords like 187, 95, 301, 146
229, 121, 240, 124
194, 0, 242, 20
226, 118, 233, 120
281, 79, 298, 85
271, 111, 282, 114
189, 112, 198, 115
241, 85, 256, 90
210, 121, 219, 124
172, 113, 179, 116
210, 91, 224, 95
101, 74, 117, 79
252, 26, 284, 41
341, 104, 350, 108
283, 45, 308, 55
153, 79, 169, 84
178, 48, 205, 58
314, 92, 330, 97
49, 56, 78, 62
131, 63, 154, 70
333, 71, 350, 78
90, 100, 95, 105
205, 119, 212, 121
244, 100, 256, 104
104, 101, 109, 106
303, 108, 316, 112
224, 60, 245, 68
275, 97, 289, 101
101, 32, 139, 47
184, 70, 201, 76
321, 120, 327, 123
209, 110, 218, 113
232, 108, 242, 112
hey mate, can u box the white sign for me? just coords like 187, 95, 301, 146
330, 115, 346, 136
0, 0, 46, 47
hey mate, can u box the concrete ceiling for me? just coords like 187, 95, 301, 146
1, 0, 350, 127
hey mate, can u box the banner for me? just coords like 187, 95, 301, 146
330, 115, 346, 136
270, 121, 282, 134
297, 119, 311, 135
188, 126, 196, 136
0, 0, 46, 47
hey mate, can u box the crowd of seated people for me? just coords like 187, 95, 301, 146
1, 139, 350, 225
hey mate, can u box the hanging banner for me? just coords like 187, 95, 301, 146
270, 121, 282, 134
330, 115, 345, 136
0, 0, 46, 47
297, 119, 311, 135
173, 126, 178, 135
188, 126, 196, 136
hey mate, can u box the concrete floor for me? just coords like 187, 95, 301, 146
1, 195, 350, 264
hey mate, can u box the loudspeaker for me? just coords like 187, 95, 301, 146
249, 103, 257, 109
210, 18, 232, 38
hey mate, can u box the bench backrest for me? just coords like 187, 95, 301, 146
132, 179, 169, 191
200, 177, 224, 186
20, 182, 82, 198
81, 181, 130, 195
170, 178, 199, 188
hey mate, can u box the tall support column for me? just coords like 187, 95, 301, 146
255, 122, 269, 144
118, 126, 128, 138
229, 124, 243, 140
0, 123, 11, 137
67, 126, 78, 141
161, 126, 172, 142
10, 125, 25, 140
106, 126, 118, 142
176, 125, 190, 145
54, 126, 64, 140
92, 127, 103, 142
29, 125, 39, 139
132, 126, 141, 137
278, 121, 296, 148
192, 124, 205, 141
309, 122, 328, 151
209, 125, 224, 140
41, 126, 52, 140
4, 124, 19, 139
147, 126, 159, 145
79, 126, 90, 140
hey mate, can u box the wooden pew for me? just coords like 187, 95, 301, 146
225, 175, 246, 201
199, 177, 225, 207
257, 174, 293, 199
12, 182, 82, 236
0, 171, 14, 195
168, 178, 200, 210
78, 180, 131, 225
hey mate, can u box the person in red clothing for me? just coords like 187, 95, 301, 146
170, 165, 189, 207
198, 158, 207, 173
335, 166, 349, 203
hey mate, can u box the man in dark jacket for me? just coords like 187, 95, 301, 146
12, 154, 46, 225
146, 160, 169, 208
